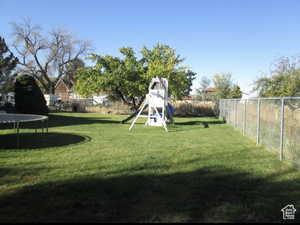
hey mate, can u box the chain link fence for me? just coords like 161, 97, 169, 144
219, 97, 300, 167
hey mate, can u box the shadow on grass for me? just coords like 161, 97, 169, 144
0, 114, 122, 131
47, 114, 121, 128
0, 166, 54, 186
166, 119, 225, 132
0, 166, 299, 223
175, 120, 225, 128
0, 132, 91, 150
44, 114, 224, 130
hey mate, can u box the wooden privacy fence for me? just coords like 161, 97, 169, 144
51, 99, 217, 117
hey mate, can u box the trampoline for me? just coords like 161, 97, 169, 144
0, 113, 48, 148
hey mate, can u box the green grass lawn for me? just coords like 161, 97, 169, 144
0, 113, 300, 222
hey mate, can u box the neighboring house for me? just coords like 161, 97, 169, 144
202, 88, 218, 100
54, 77, 109, 105
176, 96, 193, 103
54, 77, 77, 102
204, 88, 218, 94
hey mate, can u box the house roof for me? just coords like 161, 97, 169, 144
205, 88, 218, 93
55, 77, 73, 91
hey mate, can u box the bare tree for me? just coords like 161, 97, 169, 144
196, 76, 211, 100
11, 18, 92, 94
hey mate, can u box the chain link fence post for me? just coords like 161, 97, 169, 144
243, 99, 247, 136
280, 97, 285, 161
219, 96, 300, 166
234, 100, 237, 128
256, 98, 261, 145
219, 99, 222, 119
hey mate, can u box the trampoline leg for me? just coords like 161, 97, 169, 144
46, 119, 48, 133
16, 122, 20, 148
42, 120, 44, 135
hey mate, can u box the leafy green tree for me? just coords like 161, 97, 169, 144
15, 74, 48, 114
230, 85, 243, 98
212, 73, 234, 99
74, 43, 196, 110
0, 36, 18, 93
211, 73, 243, 99
253, 56, 300, 97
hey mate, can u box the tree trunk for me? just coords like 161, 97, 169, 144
49, 83, 55, 95
132, 97, 137, 110
43, 82, 55, 94
136, 96, 145, 109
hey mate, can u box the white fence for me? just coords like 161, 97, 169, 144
219, 97, 300, 167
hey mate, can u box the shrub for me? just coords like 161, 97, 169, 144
172, 101, 216, 117
14, 74, 48, 115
